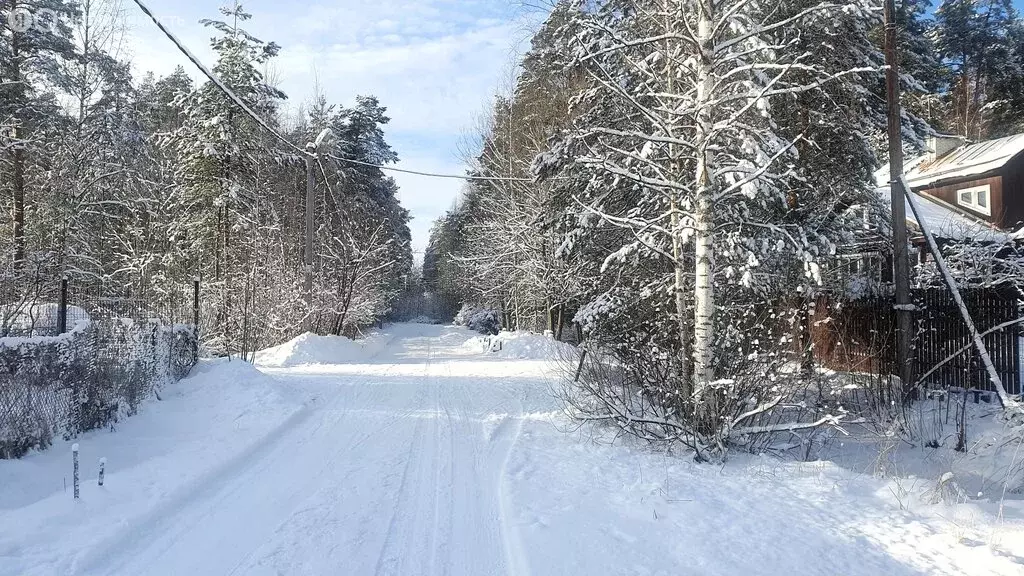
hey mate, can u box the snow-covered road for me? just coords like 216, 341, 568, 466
3, 323, 1024, 575
72, 324, 543, 576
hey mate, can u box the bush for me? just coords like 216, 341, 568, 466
563, 294, 846, 461
454, 304, 501, 335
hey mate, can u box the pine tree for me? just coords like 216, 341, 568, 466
0, 0, 77, 265
934, 0, 1020, 138
168, 1, 287, 354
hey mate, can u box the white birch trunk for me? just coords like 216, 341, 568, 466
692, 2, 716, 387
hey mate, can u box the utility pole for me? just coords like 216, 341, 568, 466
304, 145, 315, 311
884, 0, 914, 398
303, 129, 334, 323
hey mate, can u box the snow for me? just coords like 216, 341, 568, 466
465, 330, 578, 360
874, 185, 1007, 241
0, 314, 92, 349
873, 157, 1009, 241
876, 135, 1024, 192
3, 303, 91, 335
905, 134, 1024, 189
253, 330, 391, 367
0, 358, 304, 573
1, 323, 1023, 575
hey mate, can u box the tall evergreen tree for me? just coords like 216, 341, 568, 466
934, 0, 1022, 138
0, 0, 77, 265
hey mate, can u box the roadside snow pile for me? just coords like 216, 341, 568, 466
464, 330, 577, 360
254, 331, 388, 367
508, 417, 1024, 576
0, 357, 304, 575
498, 332, 577, 360
0, 357, 302, 509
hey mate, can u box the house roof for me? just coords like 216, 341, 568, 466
871, 137, 1022, 241
873, 185, 1009, 242
904, 133, 1024, 189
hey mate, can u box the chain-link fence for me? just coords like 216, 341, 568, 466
0, 278, 199, 459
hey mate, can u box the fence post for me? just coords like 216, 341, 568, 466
193, 277, 200, 330
192, 277, 200, 363
58, 275, 68, 334
72, 443, 80, 499
98, 457, 106, 487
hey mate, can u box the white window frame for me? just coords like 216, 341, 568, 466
956, 184, 992, 216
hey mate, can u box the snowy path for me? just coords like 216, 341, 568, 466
67, 324, 537, 576
3, 323, 1024, 575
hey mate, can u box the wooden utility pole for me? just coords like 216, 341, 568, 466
884, 0, 915, 397
304, 145, 315, 312
302, 129, 334, 326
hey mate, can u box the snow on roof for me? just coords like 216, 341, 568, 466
874, 185, 1009, 242
904, 133, 1024, 188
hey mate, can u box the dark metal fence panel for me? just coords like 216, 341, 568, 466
813, 286, 1022, 397
912, 286, 1021, 396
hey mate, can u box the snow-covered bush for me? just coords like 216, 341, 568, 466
562, 291, 847, 460
454, 304, 501, 335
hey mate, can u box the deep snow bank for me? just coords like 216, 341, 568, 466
0, 358, 306, 575
464, 330, 578, 360
254, 331, 389, 367
0, 358, 301, 511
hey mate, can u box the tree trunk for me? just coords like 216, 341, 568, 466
8, 30, 26, 267
664, 0, 692, 393
12, 127, 26, 265
692, 3, 716, 387
800, 293, 814, 378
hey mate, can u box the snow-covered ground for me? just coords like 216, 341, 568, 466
2, 324, 1023, 575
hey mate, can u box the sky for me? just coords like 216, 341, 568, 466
121, 0, 546, 259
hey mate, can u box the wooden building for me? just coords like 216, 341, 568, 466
905, 133, 1024, 232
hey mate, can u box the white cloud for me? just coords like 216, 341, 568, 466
121, 0, 544, 257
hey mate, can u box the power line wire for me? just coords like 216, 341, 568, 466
131, 0, 557, 184
130, 0, 310, 158
326, 154, 542, 182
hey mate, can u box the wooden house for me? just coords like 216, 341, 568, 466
904, 134, 1024, 233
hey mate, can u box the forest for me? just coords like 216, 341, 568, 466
423, 0, 1024, 454
5, 0, 1024, 453
1, 0, 413, 358
4, 2, 1024, 571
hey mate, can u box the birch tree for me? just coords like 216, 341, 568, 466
534, 0, 882, 451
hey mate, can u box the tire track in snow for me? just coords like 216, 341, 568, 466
66, 397, 316, 576
372, 331, 439, 576
75, 327, 415, 576
495, 385, 531, 576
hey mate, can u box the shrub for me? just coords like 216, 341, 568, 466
454, 304, 501, 335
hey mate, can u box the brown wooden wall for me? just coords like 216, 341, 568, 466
1000, 152, 1024, 230
918, 173, 1006, 227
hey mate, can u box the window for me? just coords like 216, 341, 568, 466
956, 184, 992, 216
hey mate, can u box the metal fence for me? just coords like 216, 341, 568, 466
811, 286, 1022, 397
912, 286, 1021, 396
0, 278, 200, 459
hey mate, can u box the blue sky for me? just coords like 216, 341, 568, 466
124, 0, 546, 258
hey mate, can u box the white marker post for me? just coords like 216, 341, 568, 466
72, 444, 80, 499
99, 457, 106, 487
